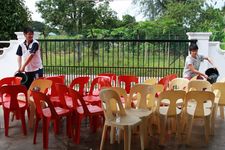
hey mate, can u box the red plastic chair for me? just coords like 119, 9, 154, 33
158, 74, 177, 91
83, 76, 111, 106
45, 75, 65, 106
0, 85, 28, 136
118, 75, 139, 93
69, 76, 89, 96
89, 76, 111, 96
32, 91, 71, 149
45, 75, 65, 96
0, 77, 22, 104
0, 77, 22, 87
98, 73, 117, 86
68, 88, 104, 144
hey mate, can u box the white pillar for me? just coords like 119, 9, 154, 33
186, 32, 212, 73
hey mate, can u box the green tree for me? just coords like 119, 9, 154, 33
194, 6, 225, 41
37, 0, 96, 35
31, 21, 46, 33
0, 0, 30, 40
36, 0, 118, 35
133, 0, 194, 20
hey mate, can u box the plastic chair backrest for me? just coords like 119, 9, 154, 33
0, 77, 22, 87
28, 79, 52, 98
148, 84, 164, 109
69, 76, 89, 96
187, 80, 212, 91
107, 87, 128, 111
0, 85, 28, 110
186, 91, 215, 117
168, 74, 177, 81
158, 74, 177, 91
100, 89, 126, 121
89, 76, 111, 95
129, 84, 155, 109
144, 78, 158, 85
212, 82, 225, 105
69, 88, 90, 114
45, 75, 65, 96
98, 73, 117, 86
158, 90, 186, 116
56, 83, 70, 109
169, 78, 189, 91
32, 91, 59, 119
118, 75, 138, 93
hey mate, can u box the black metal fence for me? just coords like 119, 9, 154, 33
38, 39, 197, 84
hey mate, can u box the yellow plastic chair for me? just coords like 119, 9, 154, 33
212, 82, 225, 119
187, 80, 212, 92
157, 90, 186, 145
129, 84, 156, 109
109, 86, 151, 147
168, 78, 189, 91
129, 84, 164, 136
190, 75, 207, 81
211, 82, 225, 135
28, 79, 52, 128
185, 91, 215, 144
99, 89, 144, 150
144, 78, 158, 85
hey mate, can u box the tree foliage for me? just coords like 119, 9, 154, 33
0, 0, 30, 40
133, 0, 225, 41
36, 0, 118, 35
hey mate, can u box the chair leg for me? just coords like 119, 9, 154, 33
74, 116, 82, 144
186, 115, 194, 145
110, 126, 116, 144
4, 110, 10, 136
28, 102, 36, 128
54, 119, 60, 135
20, 110, 27, 135
139, 121, 145, 150
124, 126, 131, 150
33, 118, 40, 144
159, 115, 167, 145
176, 115, 182, 144
100, 124, 108, 150
91, 115, 98, 133
66, 114, 72, 138
211, 104, 218, 135
204, 116, 210, 144
43, 117, 50, 149
220, 106, 224, 119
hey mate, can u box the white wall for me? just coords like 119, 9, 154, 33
208, 42, 225, 81
0, 40, 19, 78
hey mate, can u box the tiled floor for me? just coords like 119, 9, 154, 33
0, 109, 225, 150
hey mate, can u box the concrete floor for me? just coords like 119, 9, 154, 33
0, 109, 225, 150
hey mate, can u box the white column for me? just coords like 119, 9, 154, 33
186, 32, 212, 73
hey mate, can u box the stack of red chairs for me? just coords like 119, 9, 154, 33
83, 76, 111, 106
0, 85, 28, 136
56, 83, 104, 144
118, 75, 139, 93
32, 90, 71, 149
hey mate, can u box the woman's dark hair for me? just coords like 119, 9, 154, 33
189, 43, 198, 52
23, 27, 34, 34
